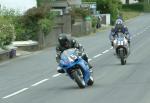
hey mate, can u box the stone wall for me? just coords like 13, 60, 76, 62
43, 14, 72, 47
45, 26, 62, 47
72, 19, 92, 36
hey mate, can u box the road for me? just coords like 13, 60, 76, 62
1, 13, 150, 103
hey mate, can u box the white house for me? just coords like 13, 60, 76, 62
0, 0, 37, 14
121, 0, 139, 4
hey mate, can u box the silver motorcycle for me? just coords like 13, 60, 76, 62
113, 33, 130, 65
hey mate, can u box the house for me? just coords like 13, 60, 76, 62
81, 2, 97, 15
50, 0, 82, 15
0, 0, 37, 13
121, 0, 139, 4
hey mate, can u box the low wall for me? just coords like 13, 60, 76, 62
45, 26, 62, 47
72, 19, 92, 36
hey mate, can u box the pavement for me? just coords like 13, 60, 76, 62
16, 50, 32, 57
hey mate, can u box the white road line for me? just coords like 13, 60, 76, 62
110, 47, 113, 50
102, 50, 109, 54
31, 79, 49, 87
88, 59, 92, 61
145, 27, 149, 30
3, 88, 28, 99
93, 54, 102, 58
139, 31, 143, 34
52, 73, 61, 78
136, 33, 140, 35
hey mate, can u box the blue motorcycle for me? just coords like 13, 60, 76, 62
58, 48, 94, 88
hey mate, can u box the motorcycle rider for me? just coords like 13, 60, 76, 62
109, 18, 131, 47
56, 33, 92, 73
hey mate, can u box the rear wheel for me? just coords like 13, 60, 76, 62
72, 70, 86, 88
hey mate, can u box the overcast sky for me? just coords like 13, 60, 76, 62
0, 0, 37, 13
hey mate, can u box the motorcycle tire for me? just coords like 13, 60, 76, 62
72, 70, 86, 88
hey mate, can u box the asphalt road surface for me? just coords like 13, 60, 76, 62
1, 13, 150, 103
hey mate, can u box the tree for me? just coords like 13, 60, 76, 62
126, 0, 129, 4
36, 0, 52, 7
82, 0, 96, 2
96, 0, 122, 24
83, 0, 122, 24
18, 5, 55, 48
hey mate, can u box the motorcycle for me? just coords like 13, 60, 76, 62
113, 33, 130, 65
58, 48, 94, 88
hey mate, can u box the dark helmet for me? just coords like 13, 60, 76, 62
58, 34, 70, 48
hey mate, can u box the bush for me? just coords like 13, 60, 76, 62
92, 16, 97, 28
70, 7, 90, 22
0, 17, 15, 48
0, 8, 17, 48
17, 5, 55, 40
96, 0, 122, 25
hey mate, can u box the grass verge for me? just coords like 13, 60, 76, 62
121, 10, 141, 21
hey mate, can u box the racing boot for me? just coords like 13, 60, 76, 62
87, 62, 93, 73
57, 66, 65, 73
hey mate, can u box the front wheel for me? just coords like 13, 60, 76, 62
87, 76, 94, 86
72, 70, 86, 88
121, 58, 126, 65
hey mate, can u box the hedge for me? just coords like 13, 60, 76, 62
122, 3, 144, 12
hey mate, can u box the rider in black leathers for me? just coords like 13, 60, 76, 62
56, 33, 92, 73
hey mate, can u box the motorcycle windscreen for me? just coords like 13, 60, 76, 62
117, 33, 126, 46
60, 49, 78, 66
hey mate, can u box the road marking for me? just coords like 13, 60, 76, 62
93, 54, 102, 58
136, 33, 140, 35
145, 27, 149, 30
110, 47, 113, 50
3, 88, 28, 99
88, 59, 92, 61
102, 50, 109, 54
52, 73, 61, 78
31, 79, 49, 87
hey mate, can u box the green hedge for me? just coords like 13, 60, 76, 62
122, 3, 144, 12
